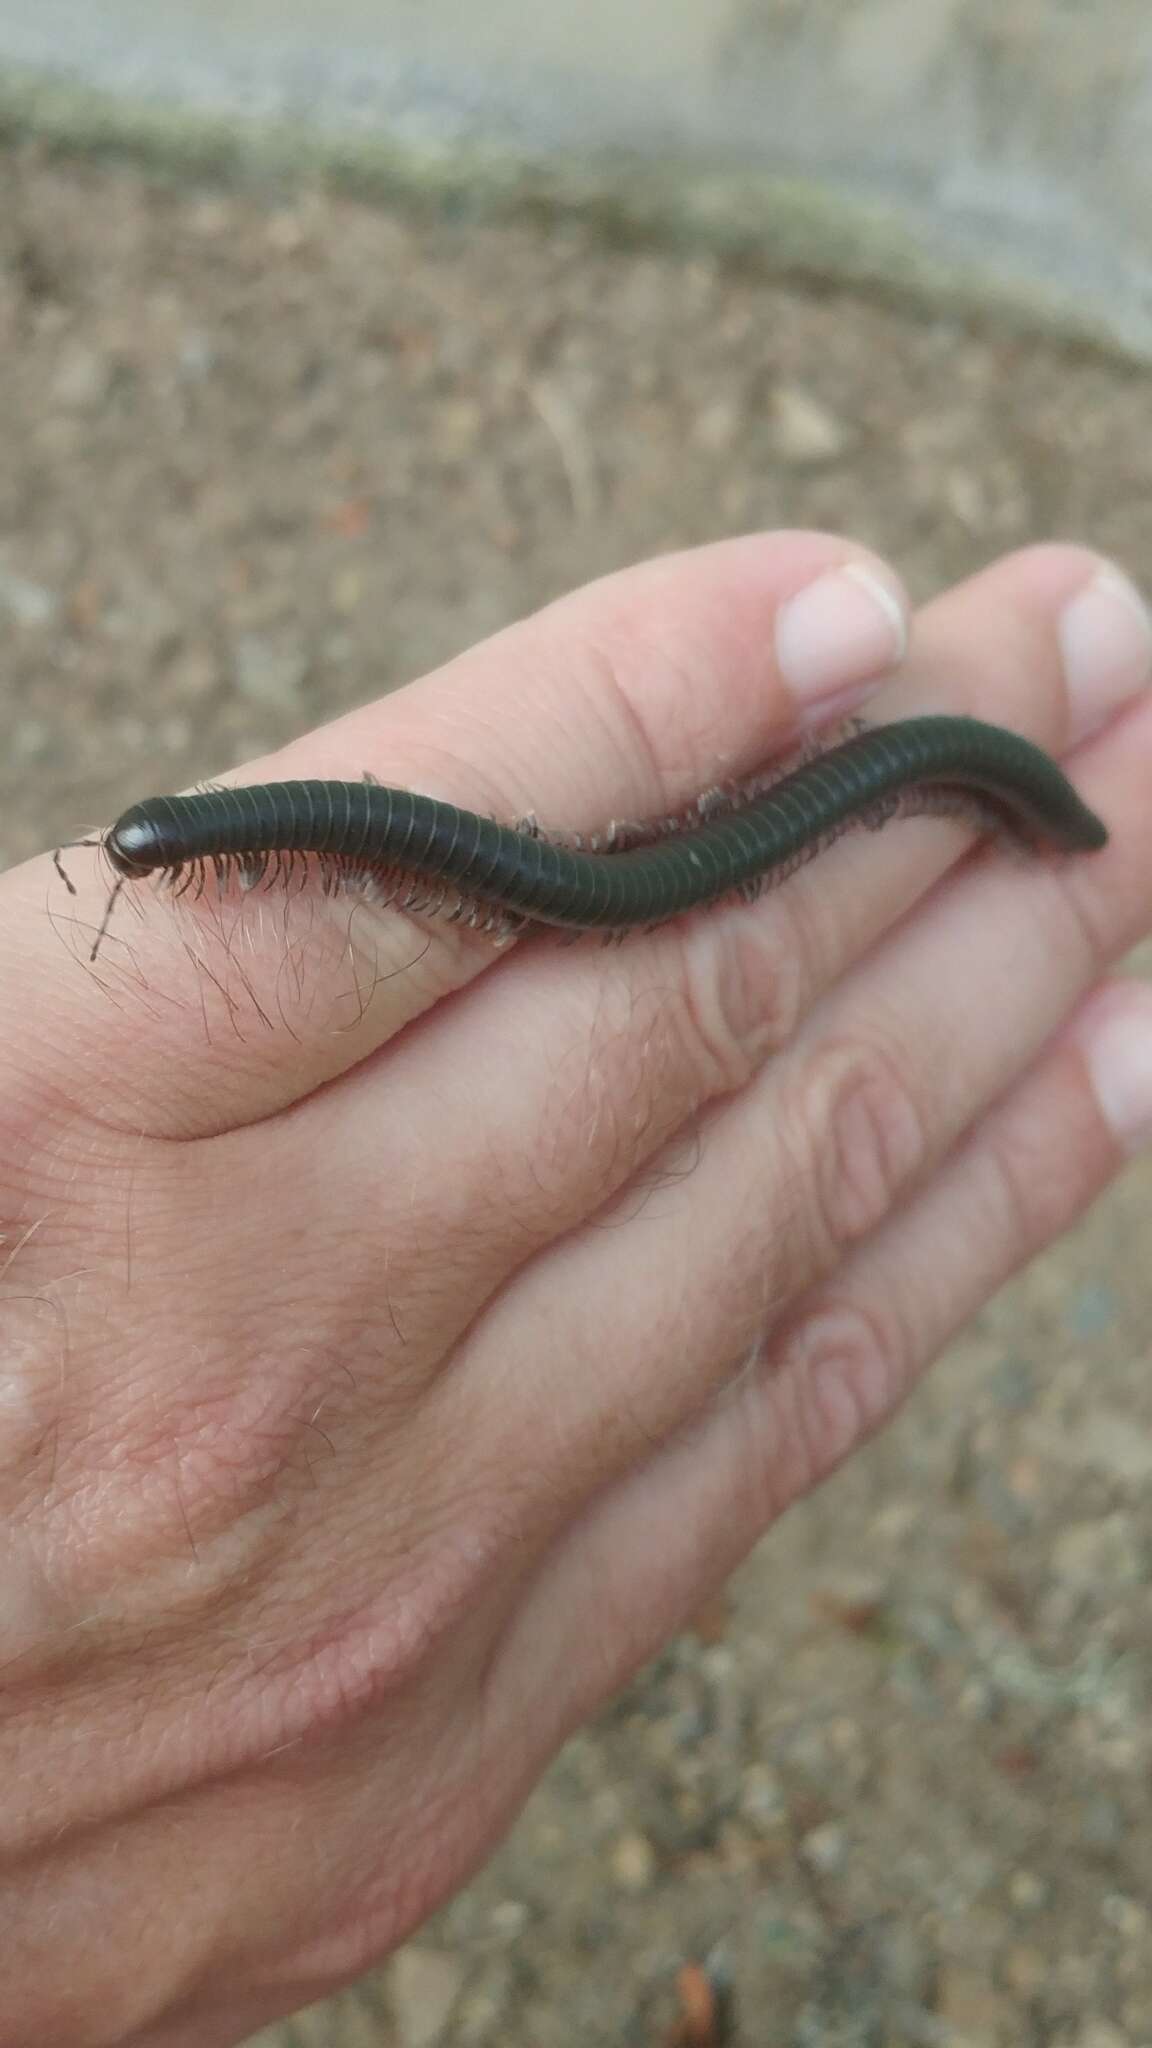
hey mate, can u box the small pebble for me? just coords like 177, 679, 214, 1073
800, 1821, 847, 1876
1008, 1869, 1048, 1911
611, 1830, 657, 1890
768, 382, 852, 465
1102, 1895, 1151, 1941
489, 1898, 528, 1939
739, 1762, 788, 1830
0, 562, 58, 629
389, 1947, 466, 2048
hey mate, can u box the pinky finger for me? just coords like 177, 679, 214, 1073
490, 978, 1152, 1743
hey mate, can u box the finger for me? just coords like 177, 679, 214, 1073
887, 543, 1151, 745
433, 687, 1152, 1517
252, 546, 1149, 1360
15, 532, 908, 1137
704, 544, 1152, 1057
485, 976, 1152, 1747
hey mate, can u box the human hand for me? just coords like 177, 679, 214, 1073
3, 532, 1152, 2045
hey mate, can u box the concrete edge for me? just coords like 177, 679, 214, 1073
0, 64, 1146, 369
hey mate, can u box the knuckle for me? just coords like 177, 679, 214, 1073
674, 899, 813, 1094
782, 1033, 930, 1260
782, 1293, 912, 1478
42, 1334, 335, 1617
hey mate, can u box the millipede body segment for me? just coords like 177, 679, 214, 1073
97, 716, 1106, 937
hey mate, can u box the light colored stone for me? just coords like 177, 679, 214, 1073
389, 1946, 466, 2048
0, 560, 57, 629
740, 1762, 788, 1830
489, 1897, 528, 1938
1103, 1894, 1151, 1942
800, 1821, 847, 1875
768, 383, 852, 466
1057, 1411, 1152, 1483
1008, 1868, 1047, 1911
611, 1829, 656, 1890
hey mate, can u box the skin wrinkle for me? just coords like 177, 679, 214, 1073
266, 1496, 523, 1761
569, 561, 788, 799
571, 618, 702, 813
40, 1298, 327, 1580
675, 902, 809, 1090
787, 1296, 905, 1476
802, 1033, 931, 1254
0, 1499, 450, 1865
606, 1112, 705, 1232
719, 828, 879, 1055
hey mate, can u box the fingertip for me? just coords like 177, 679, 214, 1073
1060, 564, 1152, 744
280, 529, 913, 819
1069, 978, 1152, 1157
775, 557, 909, 725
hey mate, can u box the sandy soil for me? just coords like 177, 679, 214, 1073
1, 146, 1150, 2047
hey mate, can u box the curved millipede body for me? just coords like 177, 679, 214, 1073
78, 716, 1105, 953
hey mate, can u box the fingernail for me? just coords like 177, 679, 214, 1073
1077, 987, 1152, 1155
1061, 565, 1152, 743
776, 561, 909, 720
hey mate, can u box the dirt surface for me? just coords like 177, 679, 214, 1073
2, 148, 1151, 2047
6, 0, 1152, 361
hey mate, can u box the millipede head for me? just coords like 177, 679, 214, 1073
104, 807, 172, 878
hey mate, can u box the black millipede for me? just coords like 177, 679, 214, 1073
55, 716, 1107, 960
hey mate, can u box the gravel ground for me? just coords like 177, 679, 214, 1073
2, 147, 1151, 2048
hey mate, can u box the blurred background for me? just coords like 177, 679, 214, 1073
1, 6, 1151, 2044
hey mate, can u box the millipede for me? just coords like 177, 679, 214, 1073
54, 716, 1107, 963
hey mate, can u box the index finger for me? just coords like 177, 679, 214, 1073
8, 532, 908, 1136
